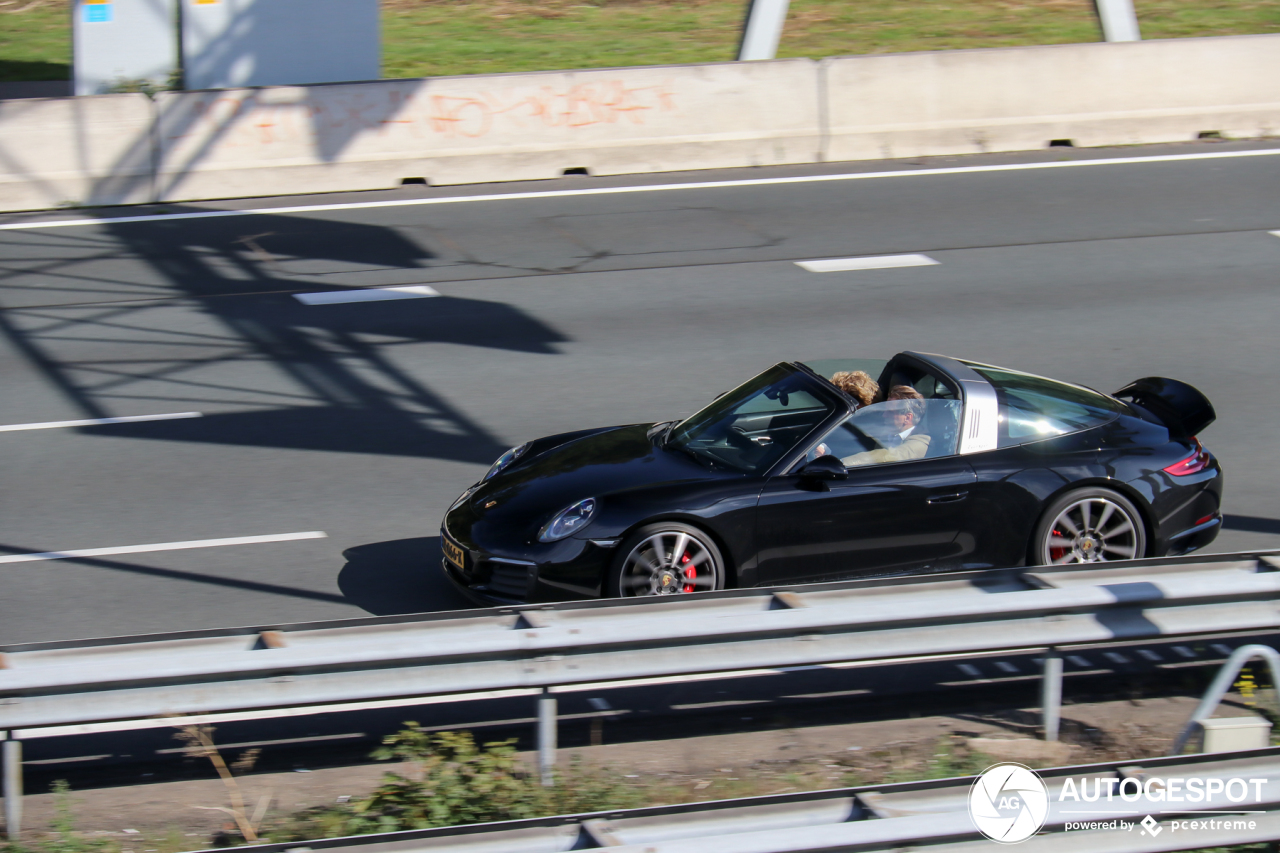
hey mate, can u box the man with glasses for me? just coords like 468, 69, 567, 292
842, 385, 930, 466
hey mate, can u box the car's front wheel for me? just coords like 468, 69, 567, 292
608, 522, 725, 597
1032, 487, 1147, 566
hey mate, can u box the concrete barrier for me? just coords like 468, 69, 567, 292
0, 94, 154, 212
822, 34, 1280, 162
3, 35, 1279, 213
153, 60, 822, 201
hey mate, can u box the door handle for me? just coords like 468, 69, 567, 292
928, 491, 969, 505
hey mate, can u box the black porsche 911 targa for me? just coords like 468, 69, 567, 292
441, 352, 1222, 604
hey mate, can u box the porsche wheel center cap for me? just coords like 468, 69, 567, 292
660, 572, 676, 589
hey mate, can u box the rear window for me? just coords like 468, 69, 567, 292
965, 364, 1124, 448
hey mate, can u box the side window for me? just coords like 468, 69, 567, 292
881, 366, 960, 402
969, 366, 1122, 448
800, 399, 963, 469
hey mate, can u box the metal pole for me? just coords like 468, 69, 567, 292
3, 738, 21, 841
537, 688, 557, 787
1171, 645, 1280, 755
737, 0, 791, 61
1094, 0, 1141, 42
1041, 650, 1063, 742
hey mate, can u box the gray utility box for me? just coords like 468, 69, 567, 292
182, 0, 379, 91
73, 0, 179, 96
1197, 715, 1273, 753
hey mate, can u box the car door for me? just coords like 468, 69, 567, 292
753, 398, 977, 585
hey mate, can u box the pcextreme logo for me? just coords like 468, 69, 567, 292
968, 763, 1050, 843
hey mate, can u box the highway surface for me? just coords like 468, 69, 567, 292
2, 141, 1279, 645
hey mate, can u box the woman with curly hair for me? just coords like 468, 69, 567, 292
830, 370, 878, 408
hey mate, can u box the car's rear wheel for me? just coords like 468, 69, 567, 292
608, 522, 724, 597
1032, 488, 1147, 566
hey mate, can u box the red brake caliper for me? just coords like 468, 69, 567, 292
682, 552, 696, 593
1049, 527, 1069, 562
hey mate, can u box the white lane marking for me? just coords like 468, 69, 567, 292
797, 253, 938, 273
0, 531, 328, 564
4, 148, 1280, 231
0, 411, 202, 433
1270, 230, 1280, 237
294, 285, 440, 305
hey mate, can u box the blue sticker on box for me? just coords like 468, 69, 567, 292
84, 3, 112, 22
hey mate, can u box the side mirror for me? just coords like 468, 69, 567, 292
798, 455, 847, 480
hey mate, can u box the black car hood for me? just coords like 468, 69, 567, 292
470, 424, 711, 535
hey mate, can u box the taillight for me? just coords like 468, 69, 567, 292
1163, 438, 1211, 476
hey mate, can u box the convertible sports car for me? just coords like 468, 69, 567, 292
441, 352, 1223, 604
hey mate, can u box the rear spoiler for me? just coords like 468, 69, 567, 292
1113, 377, 1215, 438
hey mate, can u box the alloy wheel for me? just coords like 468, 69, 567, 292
618, 529, 721, 596
1041, 496, 1142, 565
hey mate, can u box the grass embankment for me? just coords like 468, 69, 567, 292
2, 0, 1279, 83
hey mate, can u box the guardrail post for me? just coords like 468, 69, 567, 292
537, 688, 557, 787
1041, 650, 1063, 742
1094, 0, 1141, 42
3, 736, 20, 841
737, 0, 791, 61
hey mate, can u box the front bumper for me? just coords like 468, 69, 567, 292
439, 522, 617, 604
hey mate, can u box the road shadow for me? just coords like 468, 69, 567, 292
83, 406, 505, 462
337, 537, 473, 615
1223, 515, 1280, 536
0, 205, 569, 465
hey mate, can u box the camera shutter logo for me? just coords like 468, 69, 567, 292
969, 763, 1050, 843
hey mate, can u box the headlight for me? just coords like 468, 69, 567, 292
484, 442, 530, 482
538, 498, 597, 543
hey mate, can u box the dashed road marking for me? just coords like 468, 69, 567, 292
796, 254, 938, 273
0, 412, 202, 433
0, 531, 328, 564
294, 285, 440, 305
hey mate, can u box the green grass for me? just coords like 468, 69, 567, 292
0, 1, 71, 82
3, 0, 1279, 83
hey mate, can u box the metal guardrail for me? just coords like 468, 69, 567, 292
166, 749, 1280, 853
2, 550, 1279, 839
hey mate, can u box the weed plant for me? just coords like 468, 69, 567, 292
265, 725, 642, 840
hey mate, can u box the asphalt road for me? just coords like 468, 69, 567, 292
2, 141, 1280, 645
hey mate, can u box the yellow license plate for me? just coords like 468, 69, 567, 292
442, 538, 465, 570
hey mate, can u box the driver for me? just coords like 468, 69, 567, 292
842, 385, 930, 466
811, 370, 880, 459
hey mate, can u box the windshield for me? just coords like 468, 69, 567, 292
667, 365, 840, 473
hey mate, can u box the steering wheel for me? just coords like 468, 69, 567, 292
727, 426, 759, 450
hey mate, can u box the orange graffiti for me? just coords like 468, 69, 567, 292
166, 79, 679, 151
